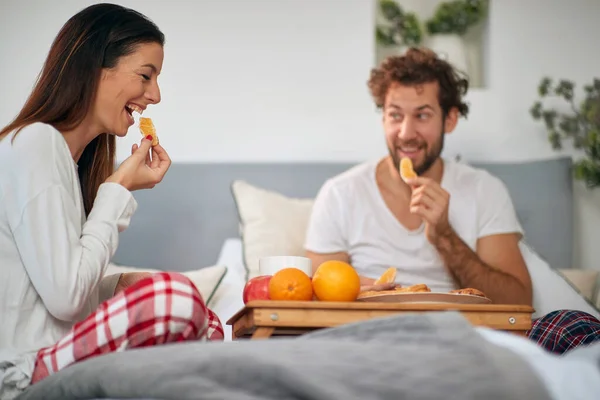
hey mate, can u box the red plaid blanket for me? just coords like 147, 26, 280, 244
31, 272, 223, 383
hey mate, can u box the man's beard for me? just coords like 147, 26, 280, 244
389, 130, 445, 176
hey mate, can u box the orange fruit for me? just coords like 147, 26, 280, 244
312, 260, 361, 302
399, 158, 417, 181
139, 117, 159, 146
374, 267, 396, 285
268, 268, 313, 301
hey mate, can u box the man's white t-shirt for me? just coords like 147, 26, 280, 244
304, 158, 523, 292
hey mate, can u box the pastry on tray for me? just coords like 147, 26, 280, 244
449, 288, 486, 298
358, 283, 431, 298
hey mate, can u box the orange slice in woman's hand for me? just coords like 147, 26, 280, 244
139, 117, 159, 146
399, 158, 417, 182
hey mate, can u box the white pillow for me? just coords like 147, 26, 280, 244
231, 180, 314, 280
105, 263, 227, 307
556, 269, 599, 303
519, 241, 599, 319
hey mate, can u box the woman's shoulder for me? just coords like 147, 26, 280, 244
0, 122, 74, 178
1, 122, 68, 157
2, 122, 60, 148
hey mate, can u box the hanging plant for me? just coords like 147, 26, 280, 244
530, 77, 600, 189
375, 0, 423, 47
425, 0, 488, 36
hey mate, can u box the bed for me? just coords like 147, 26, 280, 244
15, 157, 600, 399
107, 157, 599, 338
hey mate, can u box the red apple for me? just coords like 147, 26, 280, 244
243, 275, 272, 304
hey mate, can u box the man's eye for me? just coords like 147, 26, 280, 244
141, 74, 150, 81
418, 113, 430, 120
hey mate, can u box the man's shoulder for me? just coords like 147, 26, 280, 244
447, 160, 506, 189
446, 160, 513, 205
320, 160, 378, 194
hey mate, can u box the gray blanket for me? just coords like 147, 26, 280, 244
17, 312, 551, 400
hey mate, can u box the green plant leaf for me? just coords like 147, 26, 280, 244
574, 159, 600, 188
558, 115, 580, 136
549, 130, 562, 150
376, 0, 423, 46
532, 76, 600, 189
538, 77, 551, 97
555, 80, 575, 101
425, 0, 487, 36
542, 110, 557, 130
402, 12, 422, 45
530, 102, 542, 119
380, 0, 403, 22
376, 26, 397, 46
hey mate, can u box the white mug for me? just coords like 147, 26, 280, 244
259, 256, 312, 277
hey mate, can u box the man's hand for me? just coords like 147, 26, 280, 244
404, 176, 533, 305
360, 282, 399, 292
114, 272, 153, 295
406, 176, 452, 245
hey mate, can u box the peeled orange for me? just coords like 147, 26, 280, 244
399, 157, 417, 181
374, 267, 397, 285
268, 268, 313, 301
312, 260, 361, 302
139, 117, 159, 146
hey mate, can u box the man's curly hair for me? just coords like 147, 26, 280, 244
368, 47, 470, 118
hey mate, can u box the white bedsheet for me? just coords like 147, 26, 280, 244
210, 238, 246, 341
476, 327, 600, 399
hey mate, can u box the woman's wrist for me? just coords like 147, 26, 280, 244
105, 172, 128, 190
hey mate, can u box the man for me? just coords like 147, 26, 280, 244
304, 47, 599, 354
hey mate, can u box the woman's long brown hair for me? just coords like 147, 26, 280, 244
0, 3, 164, 215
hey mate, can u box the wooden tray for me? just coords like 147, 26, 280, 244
357, 292, 492, 304
227, 300, 534, 340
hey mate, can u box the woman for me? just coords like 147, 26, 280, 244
0, 3, 223, 397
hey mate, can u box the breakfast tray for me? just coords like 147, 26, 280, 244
226, 300, 535, 340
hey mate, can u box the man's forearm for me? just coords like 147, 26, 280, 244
434, 229, 530, 305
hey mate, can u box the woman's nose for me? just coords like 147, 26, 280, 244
145, 82, 161, 104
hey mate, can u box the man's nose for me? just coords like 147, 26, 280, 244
397, 116, 417, 140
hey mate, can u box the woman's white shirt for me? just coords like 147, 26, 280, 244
0, 122, 137, 397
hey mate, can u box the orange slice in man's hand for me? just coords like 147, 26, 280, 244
139, 117, 159, 146
399, 158, 417, 182
374, 267, 397, 285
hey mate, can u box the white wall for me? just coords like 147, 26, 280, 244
1, 0, 599, 271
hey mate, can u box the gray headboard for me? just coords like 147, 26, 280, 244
112, 157, 574, 272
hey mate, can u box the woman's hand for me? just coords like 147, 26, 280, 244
114, 272, 153, 295
106, 135, 171, 191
